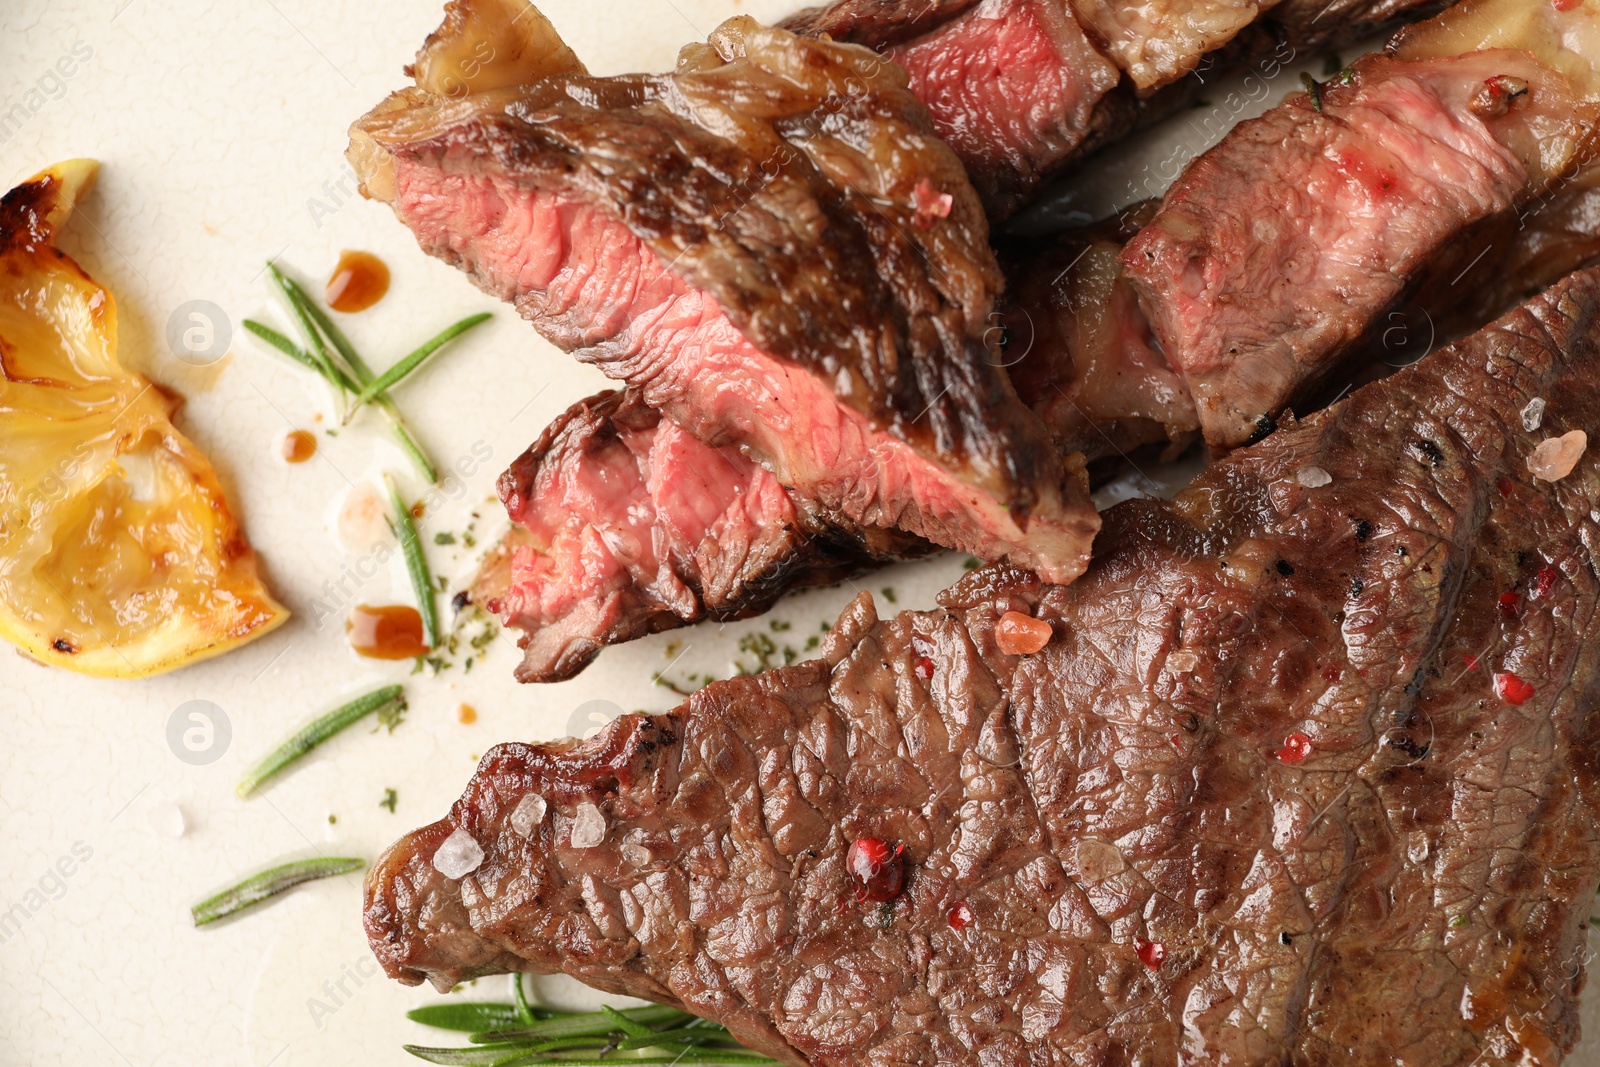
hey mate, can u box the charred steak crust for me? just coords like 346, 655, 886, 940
779, 0, 985, 48
368, 268, 1600, 1064
483, 389, 929, 684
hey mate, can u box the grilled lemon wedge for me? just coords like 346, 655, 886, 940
0, 160, 287, 677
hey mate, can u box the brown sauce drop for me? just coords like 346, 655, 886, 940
280, 429, 317, 464
346, 604, 429, 659
325, 250, 390, 313
457, 703, 478, 724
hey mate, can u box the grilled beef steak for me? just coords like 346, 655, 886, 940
780, 0, 1445, 218
349, 2, 1099, 585
1123, 0, 1600, 448
474, 390, 929, 683
367, 263, 1600, 1065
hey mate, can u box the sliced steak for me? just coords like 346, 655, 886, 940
781, 0, 1446, 218
350, 4, 1099, 585
1123, 0, 1600, 448
475, 389, 928, 683
366, 264, 1600, 1065
485, 150, 1600, 684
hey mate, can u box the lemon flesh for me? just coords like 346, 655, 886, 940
0, 159, 288, 677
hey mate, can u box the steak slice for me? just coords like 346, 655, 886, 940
366, 266, 1600, 1064
475, 389, 928, 683
1123, 0, 1600, 448
780, 0, 1446, 218
349, 4, 1099, 585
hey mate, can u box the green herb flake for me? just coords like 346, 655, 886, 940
380, 788, 398, 813
880, 586, 898, 604
434, 531, 457, 545
375, 699, 409, 734
1301, 71, 1323, 113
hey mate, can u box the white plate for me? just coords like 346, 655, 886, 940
3, 2, 1597, 1063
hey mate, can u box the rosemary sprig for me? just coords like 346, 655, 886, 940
278, 267, 441, 482
404, 998, 777, 1066
245, 262, 490, 484
354, 312, 492, 405
191, 856, 363, 926
387, 474, 440, 650
236, 684, 407, 797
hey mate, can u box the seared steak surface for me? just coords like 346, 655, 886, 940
368, 269, 1600, 1065
351, 5, 1099, 584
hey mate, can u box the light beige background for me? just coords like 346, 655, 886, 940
2, 2, 1596, 1064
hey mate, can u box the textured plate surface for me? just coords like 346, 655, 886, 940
2, 2, 1597, 1064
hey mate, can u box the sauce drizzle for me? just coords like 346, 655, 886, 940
325, 250, 391, 313
346, 604, 429, 660
280, 429, 317, 464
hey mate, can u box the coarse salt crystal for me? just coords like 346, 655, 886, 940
621, 829, 653, 868
1167, 649, 1200, 674
1074, 838, 1126, 883
1528, 429, 1587, 482
1297, 466, 1332, 488
510, 794, 547, 838
1521, 397, 1546, 432
147, 803, 186, 839
432, 828, 484, 880
569, 802, 606, 849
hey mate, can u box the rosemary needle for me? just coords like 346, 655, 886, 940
512, 972, 537, 1026
242, 320, 324, 376
268, 264, 357, 406
355, 312, 492, 405
406, 1003, 558, 1033
387, 474, 441, 651
191, 856, 363, 926
236, 685, 406, 798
